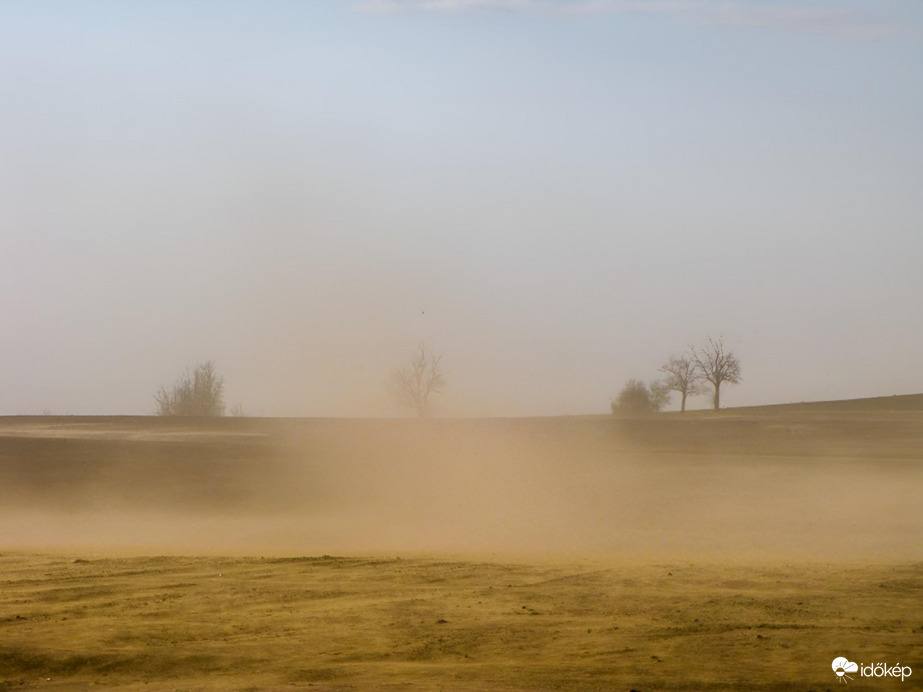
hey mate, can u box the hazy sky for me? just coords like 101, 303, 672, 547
2, 0, 921, 417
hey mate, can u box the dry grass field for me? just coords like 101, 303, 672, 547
1, 402, 921, 689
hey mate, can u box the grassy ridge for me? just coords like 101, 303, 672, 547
718, 392, 923, 414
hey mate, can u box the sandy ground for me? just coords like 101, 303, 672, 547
0, 411, 921, 689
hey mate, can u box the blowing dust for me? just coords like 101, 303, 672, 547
0, 415, 920, 560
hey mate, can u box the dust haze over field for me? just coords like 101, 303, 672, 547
3, 1, 923, 687
2, 410, 920, 560
2, 410, 922, 689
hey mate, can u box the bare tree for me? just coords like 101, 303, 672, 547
155, 361, 226, 417
660, 354, 706, 412
691, 337, 742, 411
390, 342, 446, 417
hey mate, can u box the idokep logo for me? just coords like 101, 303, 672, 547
832, 656, 913, 683
832, 657, 858, 683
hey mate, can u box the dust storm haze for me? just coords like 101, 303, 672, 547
2, 3, 923, 689
2, 409, 921, 689
2, 412, 920, 560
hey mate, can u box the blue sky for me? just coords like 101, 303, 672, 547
1, 0, 921, 415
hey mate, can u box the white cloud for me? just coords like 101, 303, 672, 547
353, 0, 893, 39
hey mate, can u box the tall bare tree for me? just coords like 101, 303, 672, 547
660, 354, 706, 412
691, 337, 742, 411
155, 361, 225, 417
390, 342, 446, 417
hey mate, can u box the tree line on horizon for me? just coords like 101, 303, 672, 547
154, 338, 740, 419
153, 344, 449, 419
611, 337, 742, 415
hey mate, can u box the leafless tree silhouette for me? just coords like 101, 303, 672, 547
691, 338, 742, 410
390, 343, 446, 417
660, 354, 706, 412
155, 361, 225, 417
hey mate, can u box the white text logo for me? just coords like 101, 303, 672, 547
833, 657, 913, 683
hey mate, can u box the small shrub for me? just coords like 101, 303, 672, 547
611, 379, 670, 415
155, 361, 225, 417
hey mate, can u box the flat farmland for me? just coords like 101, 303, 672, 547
1, 409, 921, 689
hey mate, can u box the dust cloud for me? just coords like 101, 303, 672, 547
1, 414, 920, 560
